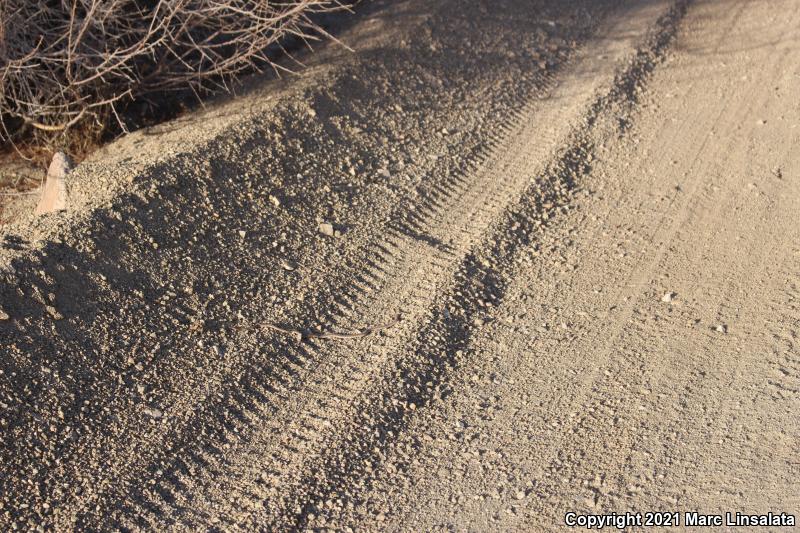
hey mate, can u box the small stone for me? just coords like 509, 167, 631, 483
238, 230, 247, 238
142, 407, 162, 419
713, 324, 728, 334
377, 169, 391, 179
280, 260, 297, 271
515, 491, 526, 500
0, 308, 9, 321
45, 305, 63, 320
473, 317, 485, 327
661, 292, 676, 303
35, 152, 71, 215
269, 194, 281, 207
318, 223, 335, 237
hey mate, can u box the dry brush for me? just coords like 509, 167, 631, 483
0, 0, 344, 154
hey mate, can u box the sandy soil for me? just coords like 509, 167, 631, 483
1, 0, 798, 531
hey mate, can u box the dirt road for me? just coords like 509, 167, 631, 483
1, 0, 798, 530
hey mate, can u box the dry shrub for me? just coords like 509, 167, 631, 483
0, 0, 344, 154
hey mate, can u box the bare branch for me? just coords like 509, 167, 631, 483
0, 0, 349, 149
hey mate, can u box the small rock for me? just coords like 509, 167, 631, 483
45, 305, 63, 320
0, 308, 9, 321
280, 260, 297, 271
377, 169, 391, 179
142, 407, 163, 419
35, 152, 71, 215
238, 230, 247, 239
713, 324, 728, 334
473, 317, 485, 327
661, 292, 676, 303
269, 194, 281, 207
318, 223, 335, 237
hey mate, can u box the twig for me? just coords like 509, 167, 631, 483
262, 315, 402, 343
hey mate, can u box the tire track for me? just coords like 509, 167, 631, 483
271, 3, 697, 529
54, 2, 609, 530
3, 3, 576, 528
104, 1, 693, 530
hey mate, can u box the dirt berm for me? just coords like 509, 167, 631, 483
1, 0, 798, 530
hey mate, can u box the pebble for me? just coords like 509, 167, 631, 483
661, 292, 676, 303
142, 407, 164, 418
269, 194, 281, 207
319, 223, 335, 237
280, 260, 298, 271
713, 324, 728, 334
142, 407, 163, 419
0, 308, 9, 321
45, 305, 63, 320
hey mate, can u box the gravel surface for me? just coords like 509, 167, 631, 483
1, 0, 798, 530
